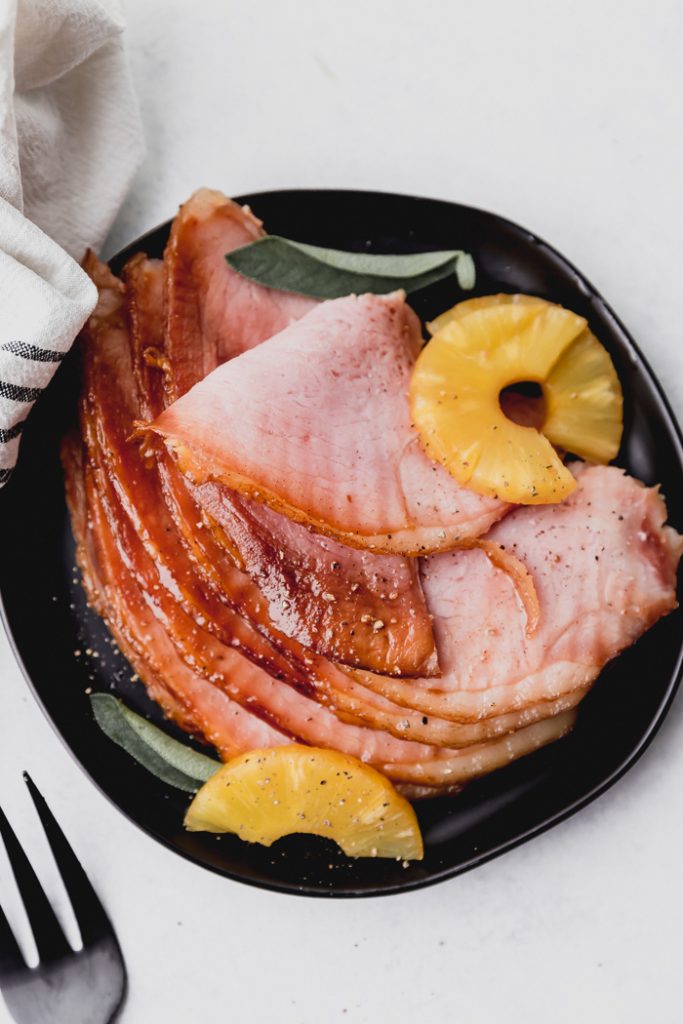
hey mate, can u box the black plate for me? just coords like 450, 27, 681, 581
1, 190, 682, 898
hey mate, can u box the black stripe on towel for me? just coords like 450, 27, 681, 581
1, 341, 65, 362
0, 467, 13, 484
0, 380, 43, 403
0, 420, 26, 443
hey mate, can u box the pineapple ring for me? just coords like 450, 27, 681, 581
184, 744, 424, 860
411, 294, 623, 505
437, 296, 624, 463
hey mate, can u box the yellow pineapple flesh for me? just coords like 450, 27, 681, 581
427, 292, 545, 335
184, 744, 424, 860
543, 328, 623, 462
411, 294, 623, 504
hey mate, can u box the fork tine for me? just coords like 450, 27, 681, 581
0, 901, 26, 977
23, 774, 113, 949
0, 803, 71, 964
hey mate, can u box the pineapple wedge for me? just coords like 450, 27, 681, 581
543, 328, 624, 462
185, 744, 424, 860
412, 294, 623, 505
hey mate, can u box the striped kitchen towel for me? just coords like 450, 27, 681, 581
0, 0, 143, 485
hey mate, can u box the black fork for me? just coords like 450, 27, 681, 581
0, 774, 126, 1023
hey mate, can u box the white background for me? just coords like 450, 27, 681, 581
2, 1, 683, 1021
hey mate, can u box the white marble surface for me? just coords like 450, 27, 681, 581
2, 1, 683, 1021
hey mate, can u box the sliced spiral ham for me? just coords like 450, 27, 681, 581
66, 251, 588, 787
94, 253, 576, 754
156, 191, 442, 675
71, 256, 449, 770
61, 190, 682, 802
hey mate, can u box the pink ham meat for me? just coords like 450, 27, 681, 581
126, 256, 571, 746
122, 260, 451, 734
73, 255, 451, 772
63, 435, 288, 758
149, 290, 508, 556
62, 194, 682, 798
192, 482, 439, 676
68, 252, 583, 788
164, 188, 316, 398
353, 463, 683, 721
160, 191, 439, 675
82, 444, 578, 785
69, 340, 575, 783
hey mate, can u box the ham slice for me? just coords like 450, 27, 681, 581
164, 188, 316, 398
191, 482, 439, 676
352, 463, 683, 721
378, 711, 576, 785
149, 290, 508, 555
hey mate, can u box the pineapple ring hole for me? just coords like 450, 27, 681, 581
499, 380, 546, 431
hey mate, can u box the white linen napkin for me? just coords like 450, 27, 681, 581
0, 0, 143, 485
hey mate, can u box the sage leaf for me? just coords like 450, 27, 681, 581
226, 236, 476, 300
90, 693, 220, 793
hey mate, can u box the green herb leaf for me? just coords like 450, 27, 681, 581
226, 236, 476, 300
90, 693, 220, 792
